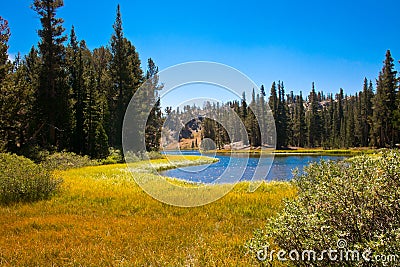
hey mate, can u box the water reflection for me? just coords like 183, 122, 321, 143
160, 151, 346, 183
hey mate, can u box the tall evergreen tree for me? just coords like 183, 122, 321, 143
32, 0, 70, 149
260, 84, 266, 97
276, 81, 288, 148
0, 55, 35, 152
240, 92, 249, 145
360, 78, 374, 146
248, 88, 261, 147
145, 58, 163, 151
353, 93, 362, 146
25, 47, 41, 98
0, 16, 11, 84
326, 94, 335, 147
241, 92, 248, 119
259, 85, 266, 144
331, 88, 344, 147
109, 4, 143, 148
371, 50, 397, 147
268, 82, 279, 147
0, 16, 12, 150
268, 82, 278, 117
344, 96, 355, 147
306, 82, 321, 147
294, 92, 306, 147
298, 91, 306, 146
287, 91, 295, 146
67, 26, 87, 153
395, 71, 400, 136
92, 46, 112, 134
81, 43, 109, 158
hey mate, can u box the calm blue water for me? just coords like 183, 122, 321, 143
160, 151, 346, 183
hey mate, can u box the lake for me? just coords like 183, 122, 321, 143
160, 151, 347, 183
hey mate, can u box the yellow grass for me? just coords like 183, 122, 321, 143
0, 156, 296, 266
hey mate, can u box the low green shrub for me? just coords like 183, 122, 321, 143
19, 145, 53, 163
41, 151, 99, 171
101, 148, 124, 165
246, 150, 400, 266
0, 153, 62, 205
123, 151, 141, 163
103, 149, 164, 164
146, 151, 164, 160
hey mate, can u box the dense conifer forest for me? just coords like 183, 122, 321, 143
1, 1, 399, 159
200, 63, 398, 149
0, 2, 161, 158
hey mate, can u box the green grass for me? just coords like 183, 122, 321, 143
0, 155, 295, 266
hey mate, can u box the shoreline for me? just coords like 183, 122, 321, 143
163, 148, 377, 156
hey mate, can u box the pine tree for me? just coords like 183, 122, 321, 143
292, 91, 306, 147
395, 72, 400, 137
0, 55, 35, 152
360, 78, 374, 146
320, 102, 330, 148
145, 59, 163, 151
371, 50, 397, 147
32, 0, 70, 149
76, 41, 93, 157
109, 4, 143, 148
93, 122, 109, 159
353, 93, 362, 146
67, 26, 87, 153
25, 47, 41, 97
260, 84, 266, 97
268, 82, 279, 148
0, 16, 12, 150
331, 88, 344, 147
297, 92, 306, 147
344, 96, 355, 147
259, 85, 266, 145
306, 82, 321, 147
0, 16, 11, 84
240, 92, 249, 145
287, 91, 295, 146
241, 92, 248, 119
229, 100, 242, 143
268, 82, 278, 117
92, 46, 112, 147
248, 88, 261, 147
326, 94, 335, 147
276, 81, 288, 148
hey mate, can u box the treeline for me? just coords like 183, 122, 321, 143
1, 2, 399, 158
202, 50, 400, 149
0, 1, 161, 159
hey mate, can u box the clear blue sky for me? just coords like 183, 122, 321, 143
2, 0, 400, 107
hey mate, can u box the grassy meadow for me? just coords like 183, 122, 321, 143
0, 156, 296, 266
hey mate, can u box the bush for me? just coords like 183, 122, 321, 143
41, 151, 99, 171
146, 151, 164, 160
19, 145, 53, 163
102, 149, 165, 164
0, 153, 62, 205
101, 148, 124, 165
246, 150, 400, 266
